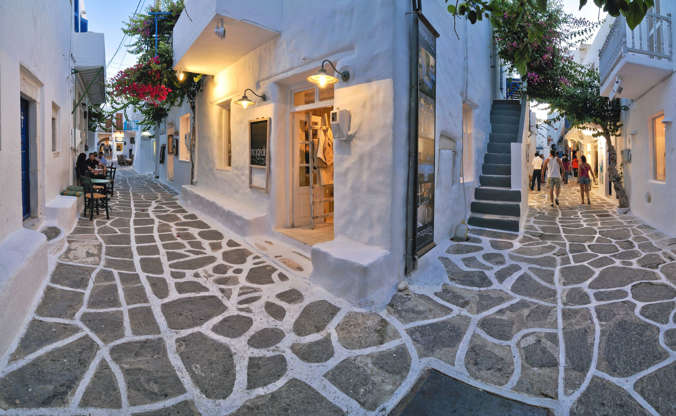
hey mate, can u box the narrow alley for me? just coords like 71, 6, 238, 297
0, 170, 673, 415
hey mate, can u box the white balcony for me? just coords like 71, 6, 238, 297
173, 0, 281, 75
72, 31, 106, 104
599, 13, 673, 99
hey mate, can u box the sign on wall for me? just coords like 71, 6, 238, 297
249, 118, 271, 191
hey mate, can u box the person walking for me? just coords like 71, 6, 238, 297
578, 155, 597, 205
562, 155, 570, 184
571, 151, 579, 177
541, 149, 563, 207
530, 152, 543, 191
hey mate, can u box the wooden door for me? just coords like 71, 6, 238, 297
293, 112, 312, 226
20, 98, 30, 219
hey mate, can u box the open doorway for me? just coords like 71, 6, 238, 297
277, 86, 335, 246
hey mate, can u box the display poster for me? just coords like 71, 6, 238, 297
415, 21, 436, 253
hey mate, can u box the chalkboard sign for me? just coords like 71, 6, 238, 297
249, 118, 271, 191
250, 119, 269, 166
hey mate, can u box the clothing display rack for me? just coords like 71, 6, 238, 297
302, 111, 334, 229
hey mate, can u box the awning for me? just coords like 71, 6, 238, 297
173, 0, 281, 75
73, 31, 106, 105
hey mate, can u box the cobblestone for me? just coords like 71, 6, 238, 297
2, 171, 674, 415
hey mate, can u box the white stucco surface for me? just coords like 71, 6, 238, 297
0, 228, 47, 358
157, 0, 495, 303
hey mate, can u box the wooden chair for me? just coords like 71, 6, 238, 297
106, 166, 117, 195
81, 176, 109, 220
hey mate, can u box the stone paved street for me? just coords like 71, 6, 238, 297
0, 171, 674, 415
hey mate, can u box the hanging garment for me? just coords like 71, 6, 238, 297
316, 128, 328, 167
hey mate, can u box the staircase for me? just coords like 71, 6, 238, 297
468, 100, 522, 233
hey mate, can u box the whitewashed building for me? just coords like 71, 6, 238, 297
144, 0, 523, 306
597, 1, 675, 234
0, 0, 105, 355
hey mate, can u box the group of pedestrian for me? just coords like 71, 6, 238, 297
530, 150, 596, 206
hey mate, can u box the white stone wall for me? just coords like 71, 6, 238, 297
423, 1, 493, 244
157, 0, 493, 302
622, 74, 676, 235
0, 0, 76, 239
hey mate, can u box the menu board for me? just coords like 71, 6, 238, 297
250, 120, 268, 167
249, 118, 271, 191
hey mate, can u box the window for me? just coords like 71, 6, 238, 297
51, 103, 60, 153
178, 113, 191, 162
293, 85, 334, 107
652, 113, 666, 181
216, 100, 231, 169
462, 103, 474, 181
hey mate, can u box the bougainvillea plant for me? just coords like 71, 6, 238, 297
111, 57, 172, 107
108, 0, 203, 128
108, 0, 203, 183
447, 0, 654, 29
447, 0, 637, 207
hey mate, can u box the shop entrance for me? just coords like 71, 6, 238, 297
278, 86, 335, 246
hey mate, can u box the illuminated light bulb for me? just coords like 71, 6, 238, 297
177, 71, 185, 81
307, 67, 339, 88
236, 94, 254, 109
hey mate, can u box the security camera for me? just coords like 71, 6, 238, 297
609, 77, 623, 100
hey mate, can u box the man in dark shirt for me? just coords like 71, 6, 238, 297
87, 152, 100, 170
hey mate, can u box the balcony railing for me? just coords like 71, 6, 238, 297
599, 12, 673, 85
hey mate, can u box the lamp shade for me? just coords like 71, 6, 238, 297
235, 94, 254, 109
307, 68, 339, 88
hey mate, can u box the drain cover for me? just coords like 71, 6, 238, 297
391, 370, 551, 416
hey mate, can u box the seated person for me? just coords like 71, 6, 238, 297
87, 152, 106, 177
98, 151, 110, 167
75, 152, 89, 179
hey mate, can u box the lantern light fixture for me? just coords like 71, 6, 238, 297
236, 88, 266, 109
307, 60, 350, 88
177, 71, 185, 82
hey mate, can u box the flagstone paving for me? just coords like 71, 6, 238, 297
0, 172, 674, 415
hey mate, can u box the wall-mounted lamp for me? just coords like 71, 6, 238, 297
235, 88, 266, 109
141, 131, 152, 137
307, 60, 350, 88
177, 71, 185, 82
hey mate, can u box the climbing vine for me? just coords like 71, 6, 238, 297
109, 0, 203, 129
109, 0, 203, 183
446, 0, 646, 208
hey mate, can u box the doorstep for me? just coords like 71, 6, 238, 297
0, 228, 48, 359
45, 195, 81, 233
311, 236, 396, 308
180, 185, 268, 237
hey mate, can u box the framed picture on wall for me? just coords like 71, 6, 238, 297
159, 144, 166, 164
